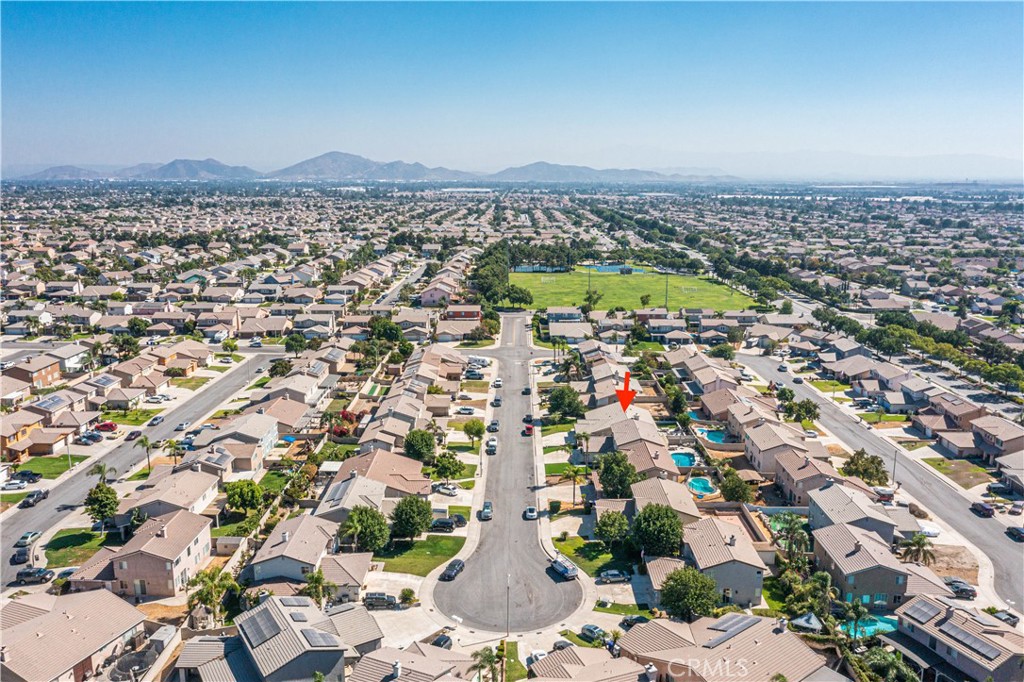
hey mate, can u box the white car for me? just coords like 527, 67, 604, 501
524, 506, 538, 520
175, 421, 191, 431
493, 378, 503, 388
221, 356, 233, 363
456, 406, 475, 415
529, 651, 548, 665
486, 437, 498, 448
803, 429, 818, 438
0, 361, 15, 370
2, 480, 28, 491
918, 522, 941, 538
435, 484, 459, 497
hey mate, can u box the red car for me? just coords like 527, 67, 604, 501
524, 424, 534, 436
95, 421, 118, 432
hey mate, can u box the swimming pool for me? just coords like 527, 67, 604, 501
696, 427, 729, 444
583, 264, 646, 273
839, 615, 898, 638
671, 451, 696, 467
687, 410, 702, 421
688, 476, 718, 495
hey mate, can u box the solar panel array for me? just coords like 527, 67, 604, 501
239, 609, 282, 648
938, 622, 1000, 660
280, 596, 310, 607
302, 628, 340, 648
703, 614, 760, 649
289, 612, 309, 622
903, 600, 941, 624
34, 395, 66, 410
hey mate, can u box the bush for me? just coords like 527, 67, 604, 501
549, 500, 562, 515
908, 503, 929, 519
558, 530, 569, 542
400, 587, 417, 605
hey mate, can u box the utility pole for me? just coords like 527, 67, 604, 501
506, 572, 511, 637
892, 448, 899, 487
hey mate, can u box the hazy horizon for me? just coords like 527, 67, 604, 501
3, 2, 1022, 181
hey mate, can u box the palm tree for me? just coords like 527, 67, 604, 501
470, 647, 500, 682
339, 515, 362, 552
807, 571, 839, 618
609, 628, 623, 644
134, 435, 155, 474
187, 567, 240, 626
899, 533, 935, 566
165, 439, 184, 465
88, 461, 117, 483
843, 601, 869, 640
774, 512, 809, 564
298, 568, 337, 609
575, 430, 591, 466
559, 464, 588, 508
862, 647, 918, 682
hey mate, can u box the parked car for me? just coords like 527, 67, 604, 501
12, 470, 42, 483
10, 547, 30, 565
435, 484, 458, 497
465, 370, 484, 380
431, 635, 453, 650
493, 378, 503, 388
362, 592, 398, 610
480, 501, 493, 521
918, 522, 941, 538
620, 615, 649, 629
487, 419, 500, 433
523, 413, 534, 423
95, 421, 117, 432
18, 489, 49, 508
83, 431, 104, 443
492, 396, 502, 407
580, 625, 605, 642
950, 583, 977, 600
14, 531, 41, 547
73, 435, 93, 446
486, 437, 498, 448
992, 610, 1020, 627
777, 364, 788, 372
524, 424, 534, 436
2, 480, 28, 491
250, 339, 263, 347
485, 443, 497, 455
125, 430, 143, 441
803, 429, 818, 438
449, 514, 467, 528
522, 387, 532, 395
175, 421, 191, 431
598, 570, 630, 584
529, 651, 548, 665
552, 640, 574, 651
1010, 501, 1024, 516
793, 376, 804, 384
16, 567, 54, 585
439, 559, 465, 581
456, 406, 475, 415
149, 415, 165, 426
971, 502, 995, 517
1008, 527, 1024, 542
431, 518, 456, 533
524, 506, 538, 520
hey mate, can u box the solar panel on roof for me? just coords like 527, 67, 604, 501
703, 614, 759, 648
280, 596, 310, 607
904, 600, 941, 623
938, 622, 1000, 660
290, 612, 309, 622
239, 609, 281, 647
302, 628, 339, 648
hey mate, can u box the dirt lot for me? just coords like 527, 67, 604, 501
929, 545, 979, 583
137, 600, 190, 625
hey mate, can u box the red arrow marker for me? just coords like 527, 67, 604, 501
616, 371, 637, 412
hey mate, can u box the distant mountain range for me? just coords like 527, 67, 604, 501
15, 152, 740, 184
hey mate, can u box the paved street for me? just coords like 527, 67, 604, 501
432, 313, 583, 631
379, 264, 427, 306
1, 356, 263, 586
739, 352, 1024, 611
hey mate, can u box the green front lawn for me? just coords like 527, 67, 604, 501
172, 377, 211, 390
593, 601, 654, 617
373, 535, 466, 576
21, 455, 88, 479
103, 408, 163, 426
630, 341, 665, 351
922, 457, 995, 489
457, 340, 496, 348
510, 270, 754, 310
216, 353, 245, 362
128, 467, 152, 481
458, 480, 476, 490
545, 462, 591, 476
541, 421, 575, 436
459, 380, 490, 392
504, 642, 528, 682
206, 365, 231, 373
247, 377, 271, 389
552, 536, 635, 577
423, 463, 477, 481
558, 629, 603, 648
762, 577, 788, 611
1, 492, 28, 511
45, 528, 120, 567
857, 412, 909, 423
809, 380, 851, 393
260, 470, 291, 495
448, 505, 471, 519
543, 445, 570, 454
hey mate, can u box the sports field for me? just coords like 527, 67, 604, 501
510, 270, 755, 310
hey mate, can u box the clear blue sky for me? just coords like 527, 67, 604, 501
2, 1, 1021, 174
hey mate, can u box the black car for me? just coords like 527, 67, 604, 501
125, 430, 143, 441
450, 514, 467, 528
992, 610, 1020, 627
13, 471, 42, 483
18, 489, 49, 508
431, 518, 456, 533
16, 567, 55, 585
10, 548, 30, 565
362, 592, 398, 610
440, 559, 465, 581
522, 387, 532, 395
620, 615, 650, 629
950, 583, 977, 599
431, 635, 453, 650
523, 413, 533, 423
1008, 527, 1024, 542
971, 502, 995, 517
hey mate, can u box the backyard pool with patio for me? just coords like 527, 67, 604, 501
687, 476, 718, 496
695, 427, 730, 443
687, 410, 702, 421
671, 451, 698, 467
839, 615, 898, 638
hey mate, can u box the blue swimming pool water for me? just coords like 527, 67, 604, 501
688, 477, 718, 495
839, 615, 898, 638
583, 264, 646, 273
671, 452, 696, 467
696, 427, 728, 444
687, 410, 702, 421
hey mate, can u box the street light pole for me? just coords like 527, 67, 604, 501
506, 572, 511, 638
892, 448, 899, 488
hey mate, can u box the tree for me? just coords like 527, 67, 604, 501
225, 480, 264, 515
470, 647, 500, 682
780, 300, 794, 315
776, 386, 795, 403
433, 451, 464, 484
463, 419, 486, 447
899, 533, 935, 566
221, 338, 238, 353
660, 567, 718, 621
599, 451, 640, 499
774, 512, 808, 564
269, 358, 292, 377
84, 483, 119, 537
640, 294, 652, 308
558, 464, 588, 507
793, 399, 820, 423
841, 448, 889, 486
111, 333, 140, 360
134, 435, 155, 474
632, 503, 682, 556
548, 385, 586, 419
187, 567, 240, 626
506, 284, 534, 308
399, 587, 417, 606
127, 316, 151, 337
861, 647, 918, 682
299, 568, 337, 609
594, 510, 629, 549
707, 343, 735, 360
843, 601, 870, 640
165, 439, 184, 464
87, 461, 117, 483
390, 496, 434, 540
344, 506, 390, 552
719, 470, 753, 503
285, 333, 308, 357
404, 429, 436, 462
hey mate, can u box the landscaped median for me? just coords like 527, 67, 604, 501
372, 535, 466, 576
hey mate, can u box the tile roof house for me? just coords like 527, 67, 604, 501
630, 477, 700, 527
250, 514, 339, 584
808, 481, 898, 545
682, 517, 767, 608
348, 645, 475, 682
335, 449, 432, 498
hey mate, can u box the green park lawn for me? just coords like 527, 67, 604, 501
45, 528, 120, 567
553, 536, 635, 577
509, 270, 754, 310
103, 408, 163, 426
171, 377, 211, 390
21, 455, 88, 479
372, 535, 466, 576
